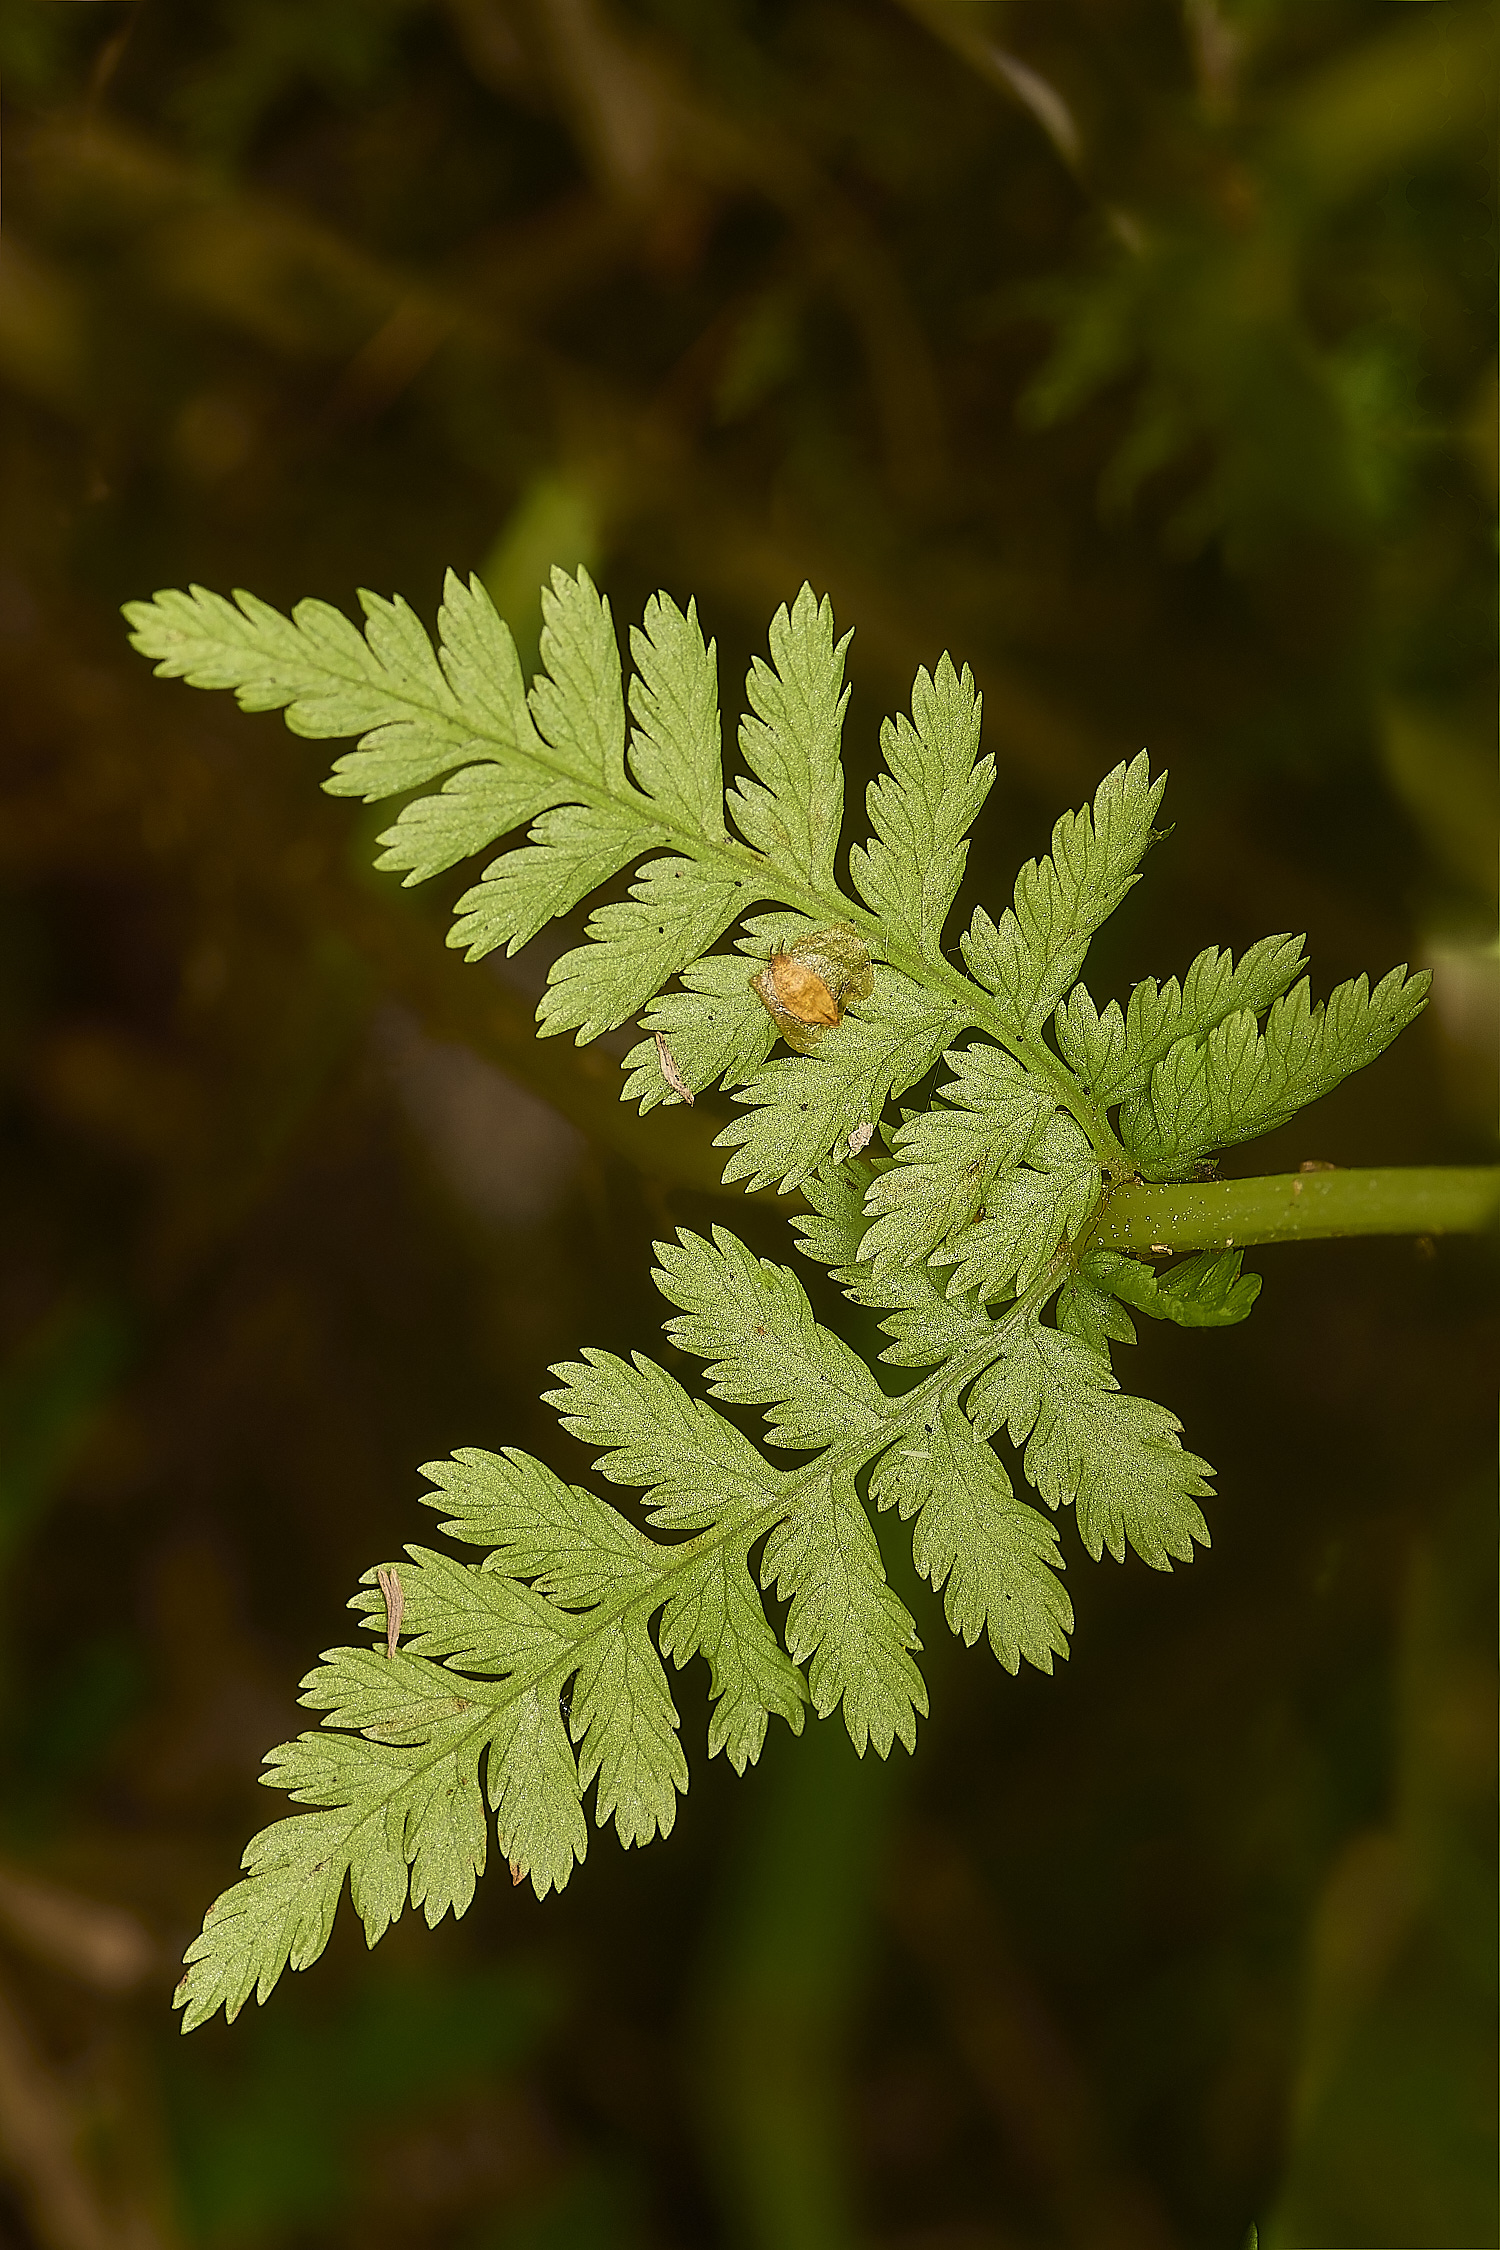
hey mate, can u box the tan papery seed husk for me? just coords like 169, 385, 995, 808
750, 923, 875, 1054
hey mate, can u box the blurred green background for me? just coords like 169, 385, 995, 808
0, 2, 1495, 2245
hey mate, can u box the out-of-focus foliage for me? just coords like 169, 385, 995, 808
0, 0, 1492, 2245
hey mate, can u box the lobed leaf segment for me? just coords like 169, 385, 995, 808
125, 570, 1427, 2029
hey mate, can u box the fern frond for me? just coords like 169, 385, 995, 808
535, 857, 756, 1043
178, 1643, 507, 2035
651, 1226, 888, 1451
868, 1400, 1073, 1675
795, 1157, 1019, 1371
620, 950, 776, 1113
129, 570, 1425, 1201
132, 565, 1434, 2034
861, 1042, 1100, 1300
126, 570, 1134, 1184
446, 803, 649, 961
528, 564, 628, 793
933, 1108, 1101, 1303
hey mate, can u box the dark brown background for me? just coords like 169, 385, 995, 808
0, 3, 1494, 2246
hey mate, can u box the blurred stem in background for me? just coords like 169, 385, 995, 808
1261, 1480, 1497, 2248
692, 1720, 897, 2250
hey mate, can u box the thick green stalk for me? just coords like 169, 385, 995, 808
1094, 1167, 1500, 1252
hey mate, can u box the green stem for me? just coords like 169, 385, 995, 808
1094, 1167, 1500, 1252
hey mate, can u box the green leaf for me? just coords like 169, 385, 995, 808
870, 1402, 1072, 1675
658, 1548, 808, 1774
527, 566, 626, 791
1054, 1269, 1141, 1353
858, 1042, 1059, 1279
545, 1349, 779, 1531
540, 1349, 814, 1777
487, 1681, 590, 1898
416, 1449, 661, 1604
790, 1153, 876, 1272
174, 1816, 345, 2034
960, 754, 1164, 1035
1153, 1249, 1260, 1325
435, 567, 539, 760
142, 568, 1436, 2030
728, 584, 849, 889
296, 1647, 493, 1924
568, 1612, 687, 1849
1078, 1248, 1261, 1329
1120, 964, 1430, 1172
1055, 1247, 1259, 1350
653, 1225, 888, 1451
628, 593, 726, 836
620, 952, 776, 1111
761, 1471, 927, 1755
353, 1546, 579, 1675
293, 1631, 580, 1911
546, 1334, 922, 1757
447, 803, 650, 961
970, 1320, 1213, 1569
933, 1109, 1100, 1301
794, 1161, 993, 1369
716, 970, 960, 1192
1055, 934, 1307, 1105
374, 765, 569, 886
123, 583, 478, 798
175, 1645, 506, 2031
537, 858, 755, 1042
849, 655, 993, 959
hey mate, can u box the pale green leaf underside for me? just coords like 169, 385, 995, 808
173, 1221, 1141, 2031
1118, 966, 1430, 1173
125, 570, 1418, 1202
849, 653, 992, 959
970, 1323, 1212, 1569
715, 970, 962, 1193
960, 752, 1165, 1036
132, 568, 1429, 2034
1054, 933, 1308, 1105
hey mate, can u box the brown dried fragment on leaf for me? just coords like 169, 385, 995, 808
653, 1031, 694, 1105
751, 924, 876, 1055
509, 1861, 526, 1888
847, 1122, 876, 1156
768, 955, 840, 1027
375, 1566, 404, 1660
